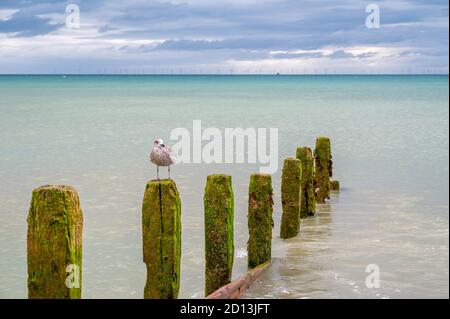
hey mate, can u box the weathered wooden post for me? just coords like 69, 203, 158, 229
296, 147, 316, 217
330, 180, 340, 191
27, 185, 83, 299
206, 260, 271, 299
280, 157, 302, 239
248, 173, 273, 268
142, 179, 181, 299
314, 136, 332, 203
204, 174, 234, 296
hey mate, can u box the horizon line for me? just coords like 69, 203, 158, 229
0, 73, 448, 76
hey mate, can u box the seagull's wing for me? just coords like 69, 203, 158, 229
168, 145, 177, 164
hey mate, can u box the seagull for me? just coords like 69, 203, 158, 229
150, 138, 177, 180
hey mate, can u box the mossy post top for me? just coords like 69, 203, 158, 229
28, 185, 82, 216
249, 173, 272, 192
296, 147, 313, 161
282, 157, 301, 171
29, 185, 81, 205
283, 157, 301, 163
146, 178, 177, 188
315, 136, 332, 176
315, 137, 331, 157
281, 157, 302, 185
281, 157, 302, 192
206, 174, 232, 185
33, 185, 77, 192
28, 184, 83, 228
204, 174, 233, 210
296, 146, 314, 181
250, 172, 271, 179
143, 179, 181, 201
316, 136, 331, 143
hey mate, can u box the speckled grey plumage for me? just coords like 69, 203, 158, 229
150, 139, 177, 179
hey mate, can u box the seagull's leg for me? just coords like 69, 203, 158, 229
157, 166, 160, 180
168, 166, 171, 180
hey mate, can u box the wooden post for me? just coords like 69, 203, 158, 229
330, 180, 340, 191
280, 157, 302, 239
27, 185, 83, 299
314, 137, 332, 203
248, 173, 273, 269
142, 179, 181, 299
204, 174, 234, 296
206, 260, 271, 299
296, 147, 316, 217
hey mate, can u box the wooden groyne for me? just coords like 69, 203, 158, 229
24, 135, 340, 299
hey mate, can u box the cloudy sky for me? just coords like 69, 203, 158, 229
0, 0, 448, 74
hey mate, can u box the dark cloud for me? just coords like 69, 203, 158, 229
0, 9, 63, 37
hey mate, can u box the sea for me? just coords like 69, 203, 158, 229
0, 75, 448, 298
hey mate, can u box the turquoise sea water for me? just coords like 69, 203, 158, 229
0, 75, 448, 298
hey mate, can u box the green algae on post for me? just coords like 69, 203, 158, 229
280, 157, 302, 239
142, 179, 181, 299
314, 137, 332, 203
204, 174, 234, 296
248, 173, 273, 268
330, 180, 340, 191
27, 185, 83, 299
296, 147, 316, 217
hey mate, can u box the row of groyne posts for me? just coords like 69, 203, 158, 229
27, 136, 339, 299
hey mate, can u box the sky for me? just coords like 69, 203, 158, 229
0, 0, 448, 74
